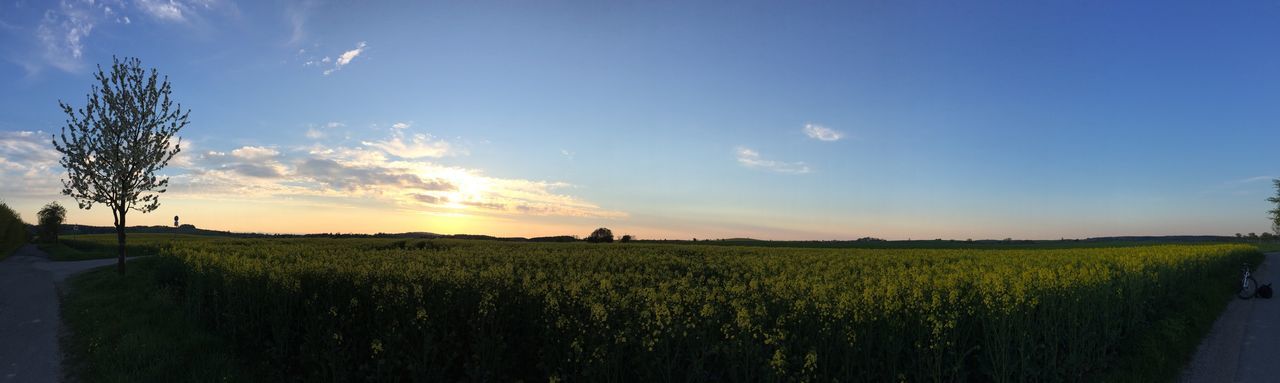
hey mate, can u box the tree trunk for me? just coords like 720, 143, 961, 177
116, 212, 127, 275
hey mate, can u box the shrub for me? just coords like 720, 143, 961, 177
0, 201, 26, 258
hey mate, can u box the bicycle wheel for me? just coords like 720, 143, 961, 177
1239, 276, 1259, 299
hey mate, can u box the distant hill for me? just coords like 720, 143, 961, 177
57, 224, 581, 242
1082, 235, 1237, 242
56, 224, 1253, 248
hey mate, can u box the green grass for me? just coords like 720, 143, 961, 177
38, 242, 113, 261
41, 234, 186, 261
61, 257, 264, 383
1255, 241, 1280, 252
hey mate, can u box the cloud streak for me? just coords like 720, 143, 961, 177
735, 147, 811, 174
802, 123, 843, 141
24, 0, 231, 73
323, 41, 367, 76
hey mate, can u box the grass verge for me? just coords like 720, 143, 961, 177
40, 237, 165, 261
1094, 250, 1265, 382
39, 242, 113, 261
61, 257, 264, 383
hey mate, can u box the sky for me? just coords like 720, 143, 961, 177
1, 0, 1278, 240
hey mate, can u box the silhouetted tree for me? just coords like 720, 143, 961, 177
1236, 233, 1244, 239
1269, 179, 1280, 236
586, 227, 614, 243
53, 56, 188, 274
620, 234, 633, 243
1248, 233, 1259, 239
37, 202, 66, 243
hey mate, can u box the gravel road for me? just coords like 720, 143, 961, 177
0, 245, 129, 383
1181, 252, 1280, 383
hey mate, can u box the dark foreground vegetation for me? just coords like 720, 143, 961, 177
60, 234, 1260, 382
62, 257, 264, 382
0, 202, 28, 259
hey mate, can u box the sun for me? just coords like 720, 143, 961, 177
418, 167, 493, 210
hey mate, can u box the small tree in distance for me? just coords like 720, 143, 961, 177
53, 56, 189, 274
586, 228, 614, 243
37, 202, 67, 243
620, 234, 633, 243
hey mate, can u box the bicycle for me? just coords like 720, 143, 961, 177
1239, 263, 1259, 299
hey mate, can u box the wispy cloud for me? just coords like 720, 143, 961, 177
1238, 175, 1277, 183
560, 149, 574, 160
361, 123, 458, 158
323, 41, 367, 76
285, 0, 316, 45
304, 121, 345, 139
0, 131, 65, 197
36, 1, 97, 73
24, 0, 230, 73
136, 0, 186, 22
735, 147, 811, 174
802, 123, 843, 141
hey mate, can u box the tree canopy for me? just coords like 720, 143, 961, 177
53, 56, 188, 273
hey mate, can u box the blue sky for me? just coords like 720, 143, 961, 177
1, 0, 1277, 239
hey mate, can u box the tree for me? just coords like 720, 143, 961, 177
1269, 179, 1280, 236
37, 202, 67, 244
53, 56, 188, 274
620, 234, 634, 243
586, 227, 614, 243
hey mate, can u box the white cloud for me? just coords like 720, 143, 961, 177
174, 134, 622, 218
322, 41, 367, 76
391, 122, 410, 130
336, 41, 366, 66
735, 147, 811, 174
23, 0, 230, 73
560, 149, 574, 160
229, 146, 279, 161
802, 123, 843, 142
0, 131, 64, 197
136, 0, 185, 22
36, 2, 97, 72
363, 131, 455, 159
305, 128, 325, 139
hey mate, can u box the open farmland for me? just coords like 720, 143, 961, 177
60, 235, 1256, 382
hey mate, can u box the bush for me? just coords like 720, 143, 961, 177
0, 201, 26, 258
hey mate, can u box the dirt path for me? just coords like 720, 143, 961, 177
0, 245, 128, 383
1181, 252, 1280, 383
